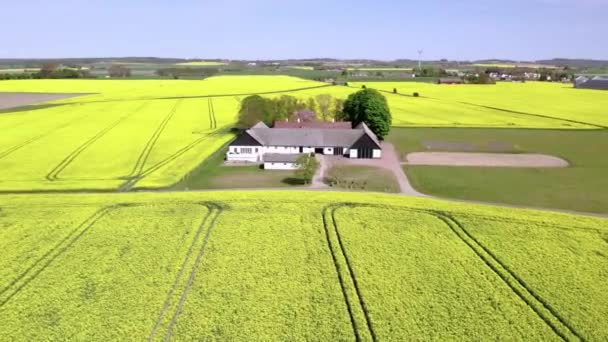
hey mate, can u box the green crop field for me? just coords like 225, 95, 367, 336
348, 67, 413, 71
472, 63, 558, 69
0, 191, 606, 340
174, 61, 228, 66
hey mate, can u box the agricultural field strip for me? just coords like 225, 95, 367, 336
372, 87, 604, 129
122, 128, 232, 191
439, 98, 608, 129
356, 86, 608, 129
0, 204, 119, 307
49, 84, 334, 105
45, 102, 151, 181
123, 100, 183, 182
0, 201, 225, 338
0, 105, 98, 160
324, 202, 584, 341
149, 202, 223, 341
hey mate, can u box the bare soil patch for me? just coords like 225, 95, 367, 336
0, 92, 90, 110
405, 152, 569, 168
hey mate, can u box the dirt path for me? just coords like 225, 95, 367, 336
318, 143, 427, 197
310, 154, 330, 189
405, 152, 569, 168
0, 92, 90, 110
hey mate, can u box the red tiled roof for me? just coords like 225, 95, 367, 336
273, 121, 352, 129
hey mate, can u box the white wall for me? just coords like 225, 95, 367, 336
373, 149, 382, 158
226, 145, 263, 162
264, 162, 298, 170
349, 149, 358, 159
265, 146, 300, 154
323, 147, 334, 155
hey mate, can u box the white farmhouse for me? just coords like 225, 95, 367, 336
226, 121, 382, 169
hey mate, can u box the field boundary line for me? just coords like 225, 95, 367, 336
122, 101, 181, 184
0, 204, 123, 308
163, 202, 224, 341
148, 203, 214, 340
45, 102, 149, 181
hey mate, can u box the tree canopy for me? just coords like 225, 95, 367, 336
341, 88, 392, 140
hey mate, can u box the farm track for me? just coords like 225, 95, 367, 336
45, 102, 150, 181
435, 212, 584, 341
118, 128, 230, 191
325, 202, 584, 341
123, 101, 182, 183
0, 106, 91, 161
321, 205, 377, 342
0, 204, 123, 308
149, 202, 224, 341
207, 98, 217, 129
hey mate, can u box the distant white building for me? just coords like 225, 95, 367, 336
226, 121, 382, 170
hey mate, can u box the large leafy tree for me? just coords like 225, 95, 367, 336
342, 89, 392, 139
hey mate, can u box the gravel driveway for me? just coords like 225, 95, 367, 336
312, 143, 426, 196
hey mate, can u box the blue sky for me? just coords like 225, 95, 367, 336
2, 0, 607, 60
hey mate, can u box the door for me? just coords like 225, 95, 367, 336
358, 148, 372, 158
334, 147, 343, 156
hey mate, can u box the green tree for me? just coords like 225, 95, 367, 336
315, 94, 332, 121
342, 89, 392, 139
294, 154, 319, 184
237, 95, 273, 128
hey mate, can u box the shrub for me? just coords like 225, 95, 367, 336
393, 88, 397, 94
413, 92, 419, 97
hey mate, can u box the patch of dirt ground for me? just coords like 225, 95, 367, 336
405, 152, 569, 168
0, 92, 90, 110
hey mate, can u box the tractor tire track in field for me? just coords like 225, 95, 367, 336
322, 204, 377, 342
123, 100, 182, 183
207, 98, 217, 129
451, 100, 607, 129
118, 128, 229, 191
45, 103, 149, 181
324, 202, 584, 341
149, 202, 224, 341
0, 205, 122, 308
0, 107, 89, 161
434, 212, 584, 342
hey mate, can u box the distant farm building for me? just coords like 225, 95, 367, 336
575, 76, 608, 90
227, 121, 382, 169
437, 77, 464, 84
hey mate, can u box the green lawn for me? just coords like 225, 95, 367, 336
389, 127, 608, 213
170, 147, 304, 190
326, 165, 400, 193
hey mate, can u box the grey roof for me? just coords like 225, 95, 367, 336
243, 121, 380, 148
263, 153, 305, 163
576, 77, 608, 90
355, 122, 381, 148
251, 121, 269, 129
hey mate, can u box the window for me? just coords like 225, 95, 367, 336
255, 148, 258, 152
240, 147, 252, 154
